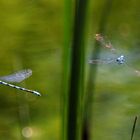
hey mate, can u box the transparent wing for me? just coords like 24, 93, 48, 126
88, 58, 114, 64
0, 69, 32, 83
95, 34, 116, 53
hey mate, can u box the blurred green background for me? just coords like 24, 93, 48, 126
0, 0, 63, 140
0, 0, 139, 140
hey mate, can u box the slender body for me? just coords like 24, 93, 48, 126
0, 69, 41, 96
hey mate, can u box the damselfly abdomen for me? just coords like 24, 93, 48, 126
0, 69, 41, 96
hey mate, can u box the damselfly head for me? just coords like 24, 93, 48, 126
116, 55, 125, 64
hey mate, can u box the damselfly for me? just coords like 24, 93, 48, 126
89, 34, 140, 76
0, 69, 41, 96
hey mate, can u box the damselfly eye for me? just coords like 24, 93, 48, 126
116, 55, 125, 64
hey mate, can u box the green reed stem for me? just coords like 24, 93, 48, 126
63, 0, 89, 140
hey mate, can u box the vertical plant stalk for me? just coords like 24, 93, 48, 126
67, 1, 88, 139
131, 116, 137, 140
83, 0, 113, 139
62, 0, 72, 139
63, 0, 89, 140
